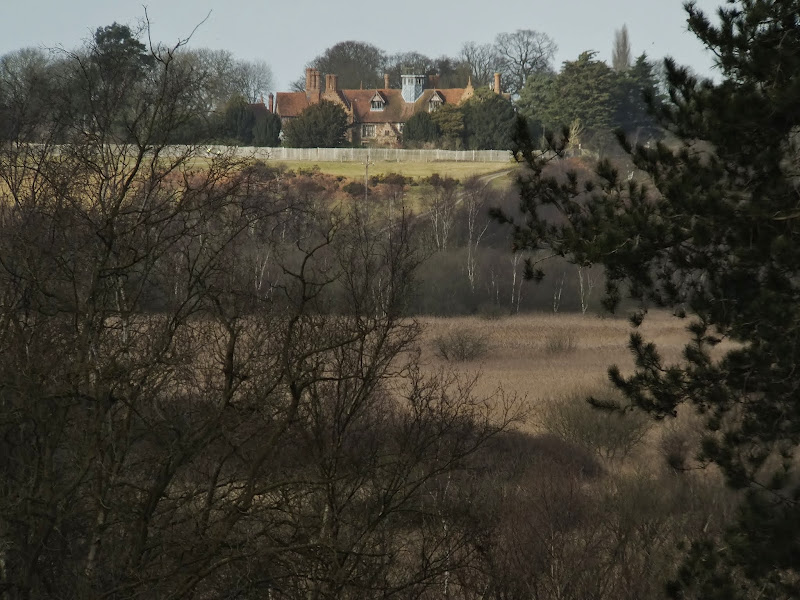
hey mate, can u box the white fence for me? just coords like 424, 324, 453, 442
200, 146, 514, 163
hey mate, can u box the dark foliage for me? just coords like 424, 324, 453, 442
503, 1, 800, 597
462, 88, 515, 150
283, 99, 348, 148
403, 111, 440, 145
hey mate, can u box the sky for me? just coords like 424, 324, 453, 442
1, 0, 725, 91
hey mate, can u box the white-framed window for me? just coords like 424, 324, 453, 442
362, 124, 376, 138
371, 99, 384, 110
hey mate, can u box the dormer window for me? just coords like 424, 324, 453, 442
428, 94, 444, 112
370, 92, 386, 111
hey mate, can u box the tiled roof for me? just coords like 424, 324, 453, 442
274, 92, 311, 118
275, 84, 475, 124
248, 102, 270, 117
346, 88, 472, 124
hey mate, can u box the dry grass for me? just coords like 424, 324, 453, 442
270, 160, 519, 181
417, 310, 739, 476
419, 311, 692, 405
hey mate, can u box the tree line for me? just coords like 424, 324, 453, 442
0, 23, 280, 147
2, 23, 661, 151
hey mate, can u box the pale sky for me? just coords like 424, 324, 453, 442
1, 0, 725, 91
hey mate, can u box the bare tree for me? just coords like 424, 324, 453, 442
577, 264, 598, 314
458, 41, 501, 87
176, 49, 274, 109
234, 58, 274, 103
493, 29, 557, 95
462, 176, 490, 292
427, 175, 458, 251
612, 24, 632, 72
0, 23, 521, 600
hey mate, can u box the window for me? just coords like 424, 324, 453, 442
428, 96, 443, 112
371, 99, 384, 110
362, 124, 376, 138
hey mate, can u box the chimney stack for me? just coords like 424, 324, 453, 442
326, 74, 338, 92
305, 68, 321, 102
268, 93, 274, 113
494, 72, 501, 94
384, 73, 390, 89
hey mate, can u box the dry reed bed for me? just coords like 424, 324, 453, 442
418, 310, 692, 404
416, 310, 741, 480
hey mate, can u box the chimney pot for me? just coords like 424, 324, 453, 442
384, 73, 390, 89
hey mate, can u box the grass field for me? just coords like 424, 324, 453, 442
269, 159, 519, 181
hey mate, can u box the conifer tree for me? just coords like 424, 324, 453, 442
283, 99, 348, 147
503, 1, 800, 597
403, 111, 440, 145
462, 88, 515, 150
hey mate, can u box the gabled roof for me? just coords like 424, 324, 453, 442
369, 91, 388, 104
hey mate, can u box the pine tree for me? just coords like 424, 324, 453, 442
504, 1, 800, 597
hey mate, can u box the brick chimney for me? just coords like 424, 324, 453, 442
268, 93, 274, 113
305, 68, 321, 103
326, 74, 339, 92
494, 72, 501, 94
384, 73, 390, 89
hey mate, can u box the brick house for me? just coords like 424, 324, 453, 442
270, 68, 504, 146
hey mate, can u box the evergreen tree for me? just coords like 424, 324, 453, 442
430, 103, 465, 149
462, 88, 515, 150
503, 1, 800, 597
252, 111, 281, 146
515, 71, 557, 144
517, 52, 616, 147
612, 53, 664, 141
403, 111, 440, 145
283, 99, 348, 148
220, 95, 255, 144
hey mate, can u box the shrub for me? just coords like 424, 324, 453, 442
342, 181, 366, 197
540, 388, 651, 461
659, 425, 696, 472
544, 329, 577, 354
433, 328, 489, 361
